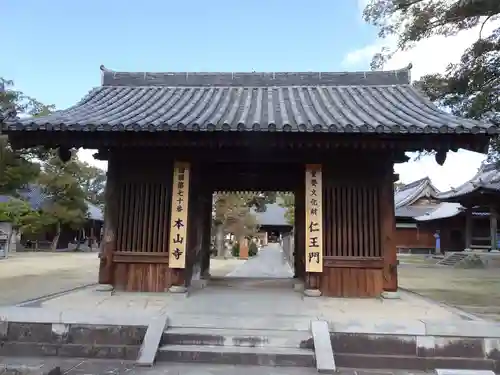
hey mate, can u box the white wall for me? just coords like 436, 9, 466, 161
0, 222, 17, 257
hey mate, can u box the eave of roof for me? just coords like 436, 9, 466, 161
414, 202, 464, 221
395, 205, 437, 218
437, 163, 500, 201
3, 67, 497, 135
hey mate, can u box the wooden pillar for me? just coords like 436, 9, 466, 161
465, 208, 472, 249
98, 153, 119, 286
490, 207, 498, 251
380, 163, 398, 293
201, 189, 213, 278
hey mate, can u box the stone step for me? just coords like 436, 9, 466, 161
167, 313, 311, 331
156, 344, 315, 367
437, 252, 470, 267
161, 327, 312, 349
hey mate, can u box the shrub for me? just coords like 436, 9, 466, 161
249, 242, 258, 257
231, 242, 240, 257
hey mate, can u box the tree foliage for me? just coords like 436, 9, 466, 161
76, 161, 107, 206
0, 198, 45, 235
363, 0, 500, 159
363, 0, 500, 69
213, 192, 264, 237
0, 78, 96, 249
0, 143, 41, 195
38, 152, 89, 250
1, 77, 54, 195
277, 193, 295, 226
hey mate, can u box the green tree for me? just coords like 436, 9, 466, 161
212, 192, 276, 257
362, 0, 500, 159
1, 78, 55, 195
277, 193, 295, 226
76, 161, 107, 206
0, 198, 46, 251
0, 145, 41, 195
38, 152, 89, 251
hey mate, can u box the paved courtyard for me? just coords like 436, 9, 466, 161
35, 245, 472, 322
0, 252, 99, 306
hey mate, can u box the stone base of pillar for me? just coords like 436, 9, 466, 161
95, 284, 113, 292
381, 291, 400, 299
293, 282, 305, 292
169, 285, 188, 294
303, 289, 321, 297
191, 279, 208, 289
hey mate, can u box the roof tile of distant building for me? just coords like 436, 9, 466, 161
0, 185, 103, 221
3, 65, 497, 135
437, 163, 500, 200
394, 177, 440, 209
394, 177, 464, 220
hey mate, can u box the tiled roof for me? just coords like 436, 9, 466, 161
394, 177, 440, 209
3, 67, 496, 134
394, 205, 437, 218
438, 163, 500, 200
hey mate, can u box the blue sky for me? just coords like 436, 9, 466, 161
1, 0, 489, 188
2, 0, 373, 109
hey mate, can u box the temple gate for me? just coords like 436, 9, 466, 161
2, 67, 495, 297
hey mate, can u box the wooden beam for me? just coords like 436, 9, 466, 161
98, 154, 119, 286
7, 131, 490, 155
491, 207, 498, 251
465, 208, 472, 249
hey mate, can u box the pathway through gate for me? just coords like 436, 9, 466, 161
225, 243, 294, 279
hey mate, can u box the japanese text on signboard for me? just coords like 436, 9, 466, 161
168, 162, 190, 268
305, 164, 323, 273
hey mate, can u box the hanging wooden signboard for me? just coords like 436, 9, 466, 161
168, 162, 191, 269
305, 164, 323, 273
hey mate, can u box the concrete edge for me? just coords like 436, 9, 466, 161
15, 283, 98, 308
0, 307, 155, 326
399, 287, 485, 322
328, 318, 500, 338
311, 320, 336, 373
136, 313, 169, 366
434, 370, 495, 375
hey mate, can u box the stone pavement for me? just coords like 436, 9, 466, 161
37, 245, 473, 322
0, 357, 433, 375
226, 243, 294, 278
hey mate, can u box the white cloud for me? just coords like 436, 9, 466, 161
395, 150, 486, 191
78, 149, 107, 170
343, 9, 498, 188
344, 21, 498, 80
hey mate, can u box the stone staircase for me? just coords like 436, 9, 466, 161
156, 326, 315, 367
436, 252, 471, 267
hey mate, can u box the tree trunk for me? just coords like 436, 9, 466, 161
215, 224, 224, 257
51, 222, 61, 252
